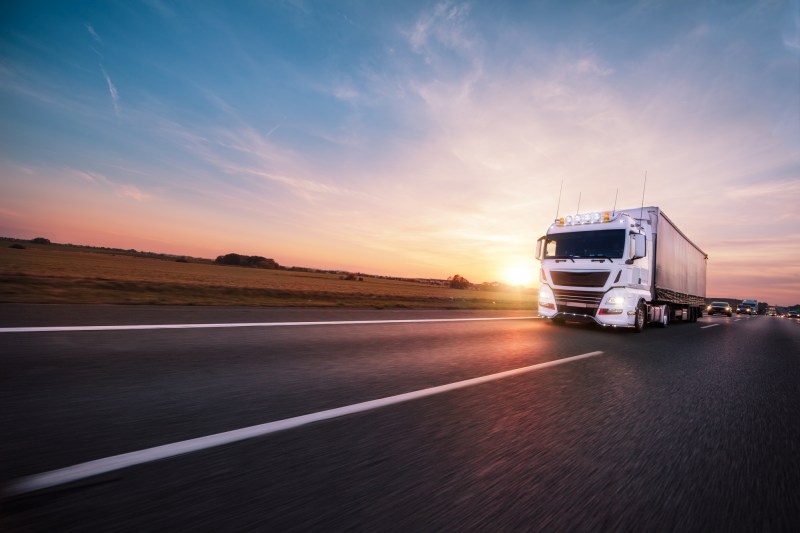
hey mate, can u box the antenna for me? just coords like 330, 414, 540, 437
638, 170, 648, 220
554, 179, 563, 220
576, 192, 581, 214
613, 188, 618, 215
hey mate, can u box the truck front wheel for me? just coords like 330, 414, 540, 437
634, 301, 646, 332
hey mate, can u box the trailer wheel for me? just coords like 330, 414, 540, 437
634, 301, 646, 332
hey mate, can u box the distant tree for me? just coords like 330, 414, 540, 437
215, 253, 280, 269
216, 253, 243, 265
31, 237, 50, 244
448, 274, 471, 289
248, 256, 280, 269
9, 243, 26, 249
477, 281, 506, 291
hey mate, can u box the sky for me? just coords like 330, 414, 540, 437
1, 1, 799, 305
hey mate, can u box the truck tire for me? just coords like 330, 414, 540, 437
634, 301, 646, 332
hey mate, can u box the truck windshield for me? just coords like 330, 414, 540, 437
544, 229, 626, 259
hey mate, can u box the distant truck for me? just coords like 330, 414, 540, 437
767, 307, 777, 316
737, 299, 758, 315
535, 206, 707, 332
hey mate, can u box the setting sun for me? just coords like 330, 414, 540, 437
503, 265, 535, 287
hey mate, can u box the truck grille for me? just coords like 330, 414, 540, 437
553, 289, 603, 315
550, 270, 610, 288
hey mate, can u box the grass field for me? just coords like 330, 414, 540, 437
0, 242, 537, 309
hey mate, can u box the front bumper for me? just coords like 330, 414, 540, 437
539, 288, 635, 327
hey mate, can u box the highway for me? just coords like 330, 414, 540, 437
2, 304, 799, 531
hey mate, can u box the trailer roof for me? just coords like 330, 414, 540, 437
628, 206, 708, 258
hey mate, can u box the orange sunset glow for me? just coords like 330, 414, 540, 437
1, 2, 798, 305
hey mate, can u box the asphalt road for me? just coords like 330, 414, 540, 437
1, 304, 799, 532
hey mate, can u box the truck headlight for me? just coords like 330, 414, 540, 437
539, 285, 556, 311
539, 284, 555, 303
607, 296, 624, 305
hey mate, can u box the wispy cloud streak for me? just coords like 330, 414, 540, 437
100, 67, 119, 115
85, 24, 102, 43
72, 169, 152, 201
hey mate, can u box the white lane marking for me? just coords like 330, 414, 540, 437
701, 324, 720, 329
734, 319, 741, 322
0, 316, 540, 333
5, 350, 603, 496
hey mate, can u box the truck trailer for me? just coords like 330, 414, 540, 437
535, 206, 707, 332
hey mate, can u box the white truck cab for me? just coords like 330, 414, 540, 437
535, 207, 707, 332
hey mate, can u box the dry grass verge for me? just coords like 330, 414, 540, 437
1, 243, 537, 309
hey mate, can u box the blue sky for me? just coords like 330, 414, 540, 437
1, 1, 799, 304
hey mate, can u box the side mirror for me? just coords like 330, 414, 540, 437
631, 233, 646, 260
535, 237, 545, 261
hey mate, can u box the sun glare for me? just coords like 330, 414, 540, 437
503, 265, 535, 287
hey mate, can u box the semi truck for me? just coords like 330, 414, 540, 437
535, 206, 707, 332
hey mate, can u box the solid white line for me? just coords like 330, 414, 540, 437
0, 316, 540, 333
701, 324, 720, 329
4, 350, 603, 496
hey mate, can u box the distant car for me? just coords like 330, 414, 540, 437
707, 302, 733, 317
738, 299, 758, 315
788, 309, 800, 319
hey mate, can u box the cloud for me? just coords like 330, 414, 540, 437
142, 0, 176, 18
725, 179, 800, 200
227, 166, 351, 196
120, 185, 151, 201
85, 24, 102, 43
409, 1, 473, 52
0, 64, 61, 107
783, 1, 800, 52
76, 170, 110, 184
72, 169, 152, 202
163, 121, 368, 201
572, 56, 613, 77
0, 207, 23, 218
100, 66, 120, 115
333, 85, 360, 102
